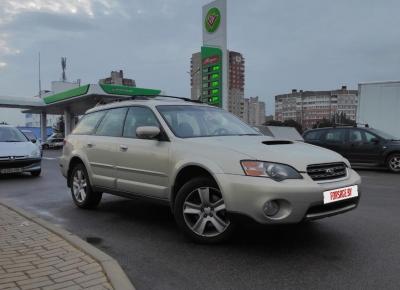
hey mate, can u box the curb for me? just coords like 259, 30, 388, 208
0, 200, 135, 290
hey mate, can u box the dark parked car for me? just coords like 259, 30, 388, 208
303, 126, 400, 173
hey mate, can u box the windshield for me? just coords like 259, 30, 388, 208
22, 131, 36, 140
0, 127, 29, 142
369, 129, 398, 140
157, 105, 261, 138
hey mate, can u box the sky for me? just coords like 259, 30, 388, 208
1, 0, 400, 125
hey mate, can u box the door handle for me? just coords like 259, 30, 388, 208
120, 145, 128, 151
87, 143, 94, 148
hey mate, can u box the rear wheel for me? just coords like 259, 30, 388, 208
387, 153, 400, 173
70, 163, 102, 209
174, 177, 234, 243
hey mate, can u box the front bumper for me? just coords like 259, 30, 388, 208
216, 169, 361, 224
0, 158, 41, 174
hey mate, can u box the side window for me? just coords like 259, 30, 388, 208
123, 107, 159, 138
72, 111, 105, 135
363, 131, 375, 142
304, 130, 322, 141
95, 108, 128, 137
325, 129, 345, 143
349, 129, 363, 142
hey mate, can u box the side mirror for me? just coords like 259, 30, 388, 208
31, 139, 37, 144
136, 126, 161, 139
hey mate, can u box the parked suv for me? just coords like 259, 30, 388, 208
303, 127, 400, 172
60, 97, 361, 243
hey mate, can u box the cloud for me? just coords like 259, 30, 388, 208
4, 11, 95, 32
0, 0, 117, 67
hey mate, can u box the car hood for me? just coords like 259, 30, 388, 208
186, 136, 347, 171
0, 141, 36, 157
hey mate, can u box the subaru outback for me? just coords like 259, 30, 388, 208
59, 97, 361, 243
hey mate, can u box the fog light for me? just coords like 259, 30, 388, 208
263, 200, 280, 217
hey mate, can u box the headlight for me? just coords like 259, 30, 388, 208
29, 149, 41, 158
241, 160, 302, 181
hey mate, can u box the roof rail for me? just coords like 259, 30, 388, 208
355, 122, 369, 128
114, 95, 203, 104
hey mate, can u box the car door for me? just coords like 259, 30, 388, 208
114, 106, 170, 199
347, 129, 383, 163
322, 128, 348, 156
89, 107, 128, 189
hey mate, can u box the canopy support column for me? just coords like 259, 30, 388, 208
40, 112, 47, 142
64, 110, 72, 136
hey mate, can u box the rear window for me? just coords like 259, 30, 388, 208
95, 108, 127, 137
73, 111, 106, 135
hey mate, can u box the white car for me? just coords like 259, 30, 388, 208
42, 138, 64, 149
0, 125, 42, 176
60, 97, 361, 243
21, 129, 43, 156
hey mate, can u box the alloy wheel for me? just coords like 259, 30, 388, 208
72, 169, 87, 203
183, 187, 230, 237
389, 155, 400, 171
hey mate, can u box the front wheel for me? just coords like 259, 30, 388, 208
387, 153, 400, 173
70, 164, 102, 209
174, 177, 234, 243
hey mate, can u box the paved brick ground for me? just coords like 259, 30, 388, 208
0, 204, 113, 290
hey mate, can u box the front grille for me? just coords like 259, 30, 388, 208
0, 158, 39, 169
307, 162, 347, 181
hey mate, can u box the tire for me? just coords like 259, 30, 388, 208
387, 153, 400, 173
174, 177, 234, 243
30, 170, 41, 177
70, 163, 102, 209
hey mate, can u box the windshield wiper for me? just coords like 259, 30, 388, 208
237, 134, 261, 136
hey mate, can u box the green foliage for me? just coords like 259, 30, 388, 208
53, 116, 65, 134
313, 112, 356, 128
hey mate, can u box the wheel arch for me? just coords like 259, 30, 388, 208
170, 163, 221, 209
67, 155, 91, 188
385, 150, 400, 162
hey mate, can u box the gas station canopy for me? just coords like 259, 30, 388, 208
21, 83, 162, 115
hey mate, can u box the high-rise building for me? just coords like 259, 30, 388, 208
99, 70, 136, 87
275, 86, 358, 129
190, 50, 245, 117
243, 97, 266, 126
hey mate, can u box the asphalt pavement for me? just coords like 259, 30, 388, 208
1, 150, 400, 290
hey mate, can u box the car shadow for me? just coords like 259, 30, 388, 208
92, 195, 348, 252
0, 173, 37, 180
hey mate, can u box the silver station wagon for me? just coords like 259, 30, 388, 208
59, 97, 361, 243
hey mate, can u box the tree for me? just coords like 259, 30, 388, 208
53, 116, 65, 135
313, 112, 356, 128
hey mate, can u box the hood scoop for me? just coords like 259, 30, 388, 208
262, 140, 293, 145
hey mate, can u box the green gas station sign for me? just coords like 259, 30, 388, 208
201, 46, 222, 107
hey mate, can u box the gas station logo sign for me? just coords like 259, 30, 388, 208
205, 7, 221, 33
202, 55, 219, 65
